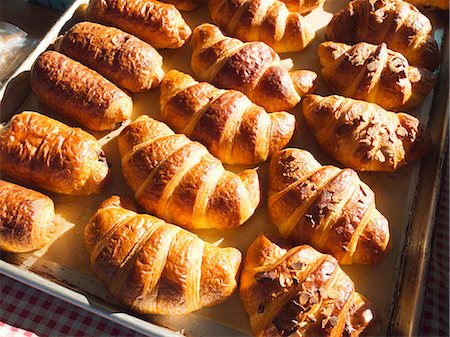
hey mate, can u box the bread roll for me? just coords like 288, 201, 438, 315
0, 111, 109, 195
0, 180, 57, 253
56, 21, 165, 93
31, 51, 132, 131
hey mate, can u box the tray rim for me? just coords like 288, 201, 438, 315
0, 1, 448, 336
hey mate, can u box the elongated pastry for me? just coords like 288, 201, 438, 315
318, 41, 437, 111
191, 24, 317, 112
118, 115, 260, 229
31, 51, 132, 131
0, 180, 57, 253
0, 111, 109, 195
302, 94, 429, 171
208, 0, 315, 53
85, 196, 242, 314
55, 22, 165, 93
160, 70, 296, 165
408, 0, 448, 10
86, 0, 192, 49
281, 0, 325, 13
240, 234, 375, 337
325, 0, 441, 71
268, 148, 390, 264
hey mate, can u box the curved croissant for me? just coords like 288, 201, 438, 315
0, 111, 109, 195
268, 148, 390, 264
325, 0, 441, 71
318, 41, 437, 111
240, 234, 375, 337
0, 180, 57, 253
118, 115, 260, 229
160, 70, 296, 165
302, 94, 429, 171
86, 0, 192, 49
208, 0, 316, 53
191, 24, 317, 112
85, 196, 241, 315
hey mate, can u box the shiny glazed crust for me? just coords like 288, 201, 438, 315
318, 41, 437, 111
240, 234, 375, 336
86, 0, 192, 49
302, 94, 429, 171
0, 180, 56, 253
160, 70, 296, 165
30, 51, 132, 131
0, 111, 109, 195
268, 148, 390, 264
325, 0, 441, 71
208, 0, 316, 53
281, 0, 325, 13
118, 115, 260, 229
84, 195, 242, 314
191, 24, 317, 112
56, 21, 165, 93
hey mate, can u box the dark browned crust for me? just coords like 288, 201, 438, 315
30, 50, 132, 131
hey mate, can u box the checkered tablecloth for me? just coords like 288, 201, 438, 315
1, 159, 448, 337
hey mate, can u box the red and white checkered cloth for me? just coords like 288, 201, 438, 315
1, 160, 449, 337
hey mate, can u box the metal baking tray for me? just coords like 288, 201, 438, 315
0, 0, 448, 336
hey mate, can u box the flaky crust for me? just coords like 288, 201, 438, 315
160, 70, 296, 165
281, 0, 325, 13
302, 94, 429, 171
0, 180, 56, 253
118, 115, 260, 229
208, 0, 316, 53
0, 111, 109, 195
325, 0, 441, 71
160, 0, 203, 10
268, 149, 390, 264
56, 22, 165, 93
318, 41, 437, 111
86, 0, 192, 49
240, 234, 375, 336
85, 196, 241, 314
31, 51, 132, 131
191, 24, 317, 112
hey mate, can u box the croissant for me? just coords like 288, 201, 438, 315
86, 0, 192, 49
55, 22, 165, 93
240, 234, 375, 337
118, 115, 260, 229
281, 0, 325, 13
160, 70, 296, 165
85, 196, 241, 315
0, 180, 57, 253
31, 51, 132, 131
318, 41, 437, 111
268, 148, 390, 264
207, 0, 316, 53
407, 0, 448, 10
302, 94, 429, 171
325, 0, 441, 71
0, 111, 109, 195
191, 24, 317, 112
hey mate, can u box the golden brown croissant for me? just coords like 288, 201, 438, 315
302, 94, 429, 171
85, 196, 241, 315
86, 0, 192, 49
160, 70, 296, 165
207, 0, 316, 53
268, 148, 390, 264
191, 24, 317, 112
318, 41, 437, 111
240, 234, 375, 337
55, 22, 165, 93
407, 0, 448, 10
118, 115, 260, 229
31, 51, 132, 131
0, 111, 109, 195
0, 180, 57, 253
325, 0, 441, 71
